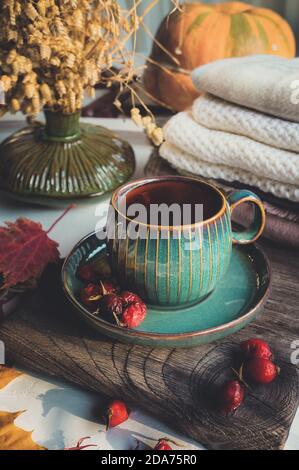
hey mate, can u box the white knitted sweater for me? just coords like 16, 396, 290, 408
160, 142, 299, 202
161, 56, 299, 202
192, 94, 299, 153
163, 111, 299, 186
192, 55, 299, 123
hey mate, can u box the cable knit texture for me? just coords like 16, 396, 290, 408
163, 111, 299, 186
192, 94, 299, 153
160, 142, 299, 202
191, 55, 299, 123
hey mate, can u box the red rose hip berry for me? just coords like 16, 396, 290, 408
154, 439, 173, 451
99, 294, 123, 318
221, 380, 245, 415
121, 302, 147, 328
105, 400, 129, 429
244, 358, 279, 384
241, 338, 272, 360
120, 291, 142, 307
80, 283, 101, 308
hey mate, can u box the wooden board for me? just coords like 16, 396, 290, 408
0, 242, 298, 450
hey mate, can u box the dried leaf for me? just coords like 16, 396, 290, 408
0, 207, 73, 289
0, 366, 22, 390
0, 411, 45, 450
0, 367, 45, 450
0, 218, 59, 289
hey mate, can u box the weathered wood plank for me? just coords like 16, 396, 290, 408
0, 242, 298, 450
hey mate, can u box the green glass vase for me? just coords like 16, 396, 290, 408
0, 110, 135, 203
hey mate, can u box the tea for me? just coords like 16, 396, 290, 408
120, 178, 223, 226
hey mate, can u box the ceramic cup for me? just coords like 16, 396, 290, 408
107, 176, 265, 307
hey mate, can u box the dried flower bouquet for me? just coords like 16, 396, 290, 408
0, 0, 180, 143
0, 1, 179, 201
1, 0, 134, 114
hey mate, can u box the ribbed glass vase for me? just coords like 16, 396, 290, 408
0, 110, 135, 204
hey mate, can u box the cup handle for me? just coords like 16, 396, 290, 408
227, 190, 266, 245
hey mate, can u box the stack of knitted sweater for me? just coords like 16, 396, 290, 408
159, 55, 299, 249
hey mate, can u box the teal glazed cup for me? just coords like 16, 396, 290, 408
107, 176, 266, 307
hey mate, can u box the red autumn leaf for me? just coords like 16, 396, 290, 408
0, 206, 73, 289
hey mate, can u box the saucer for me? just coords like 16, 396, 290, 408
62, 232, 271, 348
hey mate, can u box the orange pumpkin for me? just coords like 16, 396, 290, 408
144, 1, 296, 111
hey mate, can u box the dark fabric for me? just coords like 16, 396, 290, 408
233, 204, 299, 250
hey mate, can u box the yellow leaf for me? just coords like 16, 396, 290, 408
0, 366, 45, 450
0, 411, 45, 450
0, 366, 22, 390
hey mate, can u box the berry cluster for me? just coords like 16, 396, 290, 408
77, 262, 147, 329
221, 338, 280, 415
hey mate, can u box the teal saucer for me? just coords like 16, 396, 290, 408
62, 232, 270, 348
